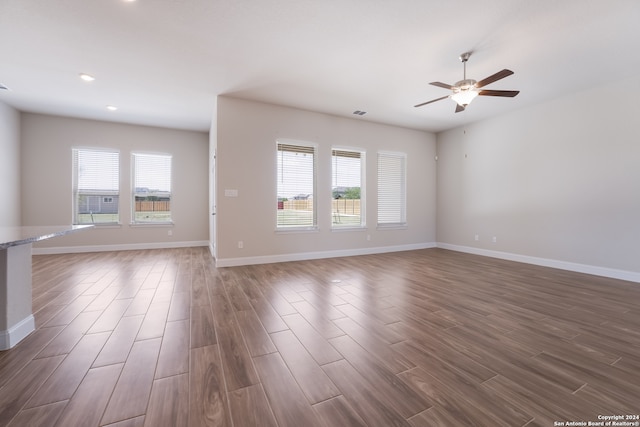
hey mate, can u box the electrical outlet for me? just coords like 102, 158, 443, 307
474, 234, 479, 241
168, 230, 172, 236
238, 241, 243, 249
367, 234, 371, 241
492, 236, 497, 243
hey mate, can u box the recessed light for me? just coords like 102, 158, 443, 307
79, 73, 95, 82
106, 105, 118, 111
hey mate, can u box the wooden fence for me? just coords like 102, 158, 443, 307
136, 201, 171, 212
331, 199, 361, 216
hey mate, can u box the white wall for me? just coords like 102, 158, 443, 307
0, 102, 21, 226
20, 113, 210, 251
216, 97, 436, 265
437, 75, 640, 277
209, 99, 218, 257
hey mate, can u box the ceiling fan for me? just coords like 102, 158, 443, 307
414, 52, 519, 113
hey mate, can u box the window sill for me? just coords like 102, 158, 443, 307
129, 222, 174, 228
331, 226, 367, 232
376, 223, 408, 231
275, 227, 319, 234
75, 223, 122, 229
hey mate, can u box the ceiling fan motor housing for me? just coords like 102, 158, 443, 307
454, 79, 477, 90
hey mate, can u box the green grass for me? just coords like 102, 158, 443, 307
135, 211, 172, 222
277, 209, 314, 227
277, 209, 361, 227
77, 213, 119, 224
77, 211, 171, 224
80, 210, 357, 227
331, 213, 361, 226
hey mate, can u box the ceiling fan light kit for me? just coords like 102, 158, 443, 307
451, 82, 479, 107
414, 51, 519, 113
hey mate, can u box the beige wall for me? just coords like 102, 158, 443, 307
20, 113, 209, 250
209, 99, 218, 257
216, 97, 436, 265
10, 77, 636, 276
0, 102, 21, 226
436, 75, 640, 275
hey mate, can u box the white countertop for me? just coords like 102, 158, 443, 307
0, 225, 94, 249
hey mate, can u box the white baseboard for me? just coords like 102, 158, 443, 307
31, 239, 637, 283
32, 240, 209, 255
437, 243, 640, 283
215, 242, 437, 267
0, 315, 35, 350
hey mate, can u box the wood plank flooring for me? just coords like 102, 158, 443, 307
1, 247, 639, 426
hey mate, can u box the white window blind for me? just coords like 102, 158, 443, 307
72, 148, 120, 224
277, 142, 317, 229
377, 151, 406, 226
332, 149, 364, 228
132, 153, 172, 223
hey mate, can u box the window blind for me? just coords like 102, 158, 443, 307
277, 142, 316, 228
377, 151, 406, 226
132, 152, 172, 223
72, 148, 120, 224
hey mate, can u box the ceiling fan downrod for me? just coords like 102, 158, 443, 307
459, 52, 472, 80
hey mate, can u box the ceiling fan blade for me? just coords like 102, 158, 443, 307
478, 89, 520, 97
414, 95, 450, 108
429, 81, 454, 90
455, 104, 465, 113
475, 69, 514, 88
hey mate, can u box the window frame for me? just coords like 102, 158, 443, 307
377, 150, 407, 229
331, 147, 366, 230
131, 151, 173, 225
276, 140, 318, 232
72, 147, 120, 226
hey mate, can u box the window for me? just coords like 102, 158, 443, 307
72, 148, 120, 224
377, 151, 406, 227
132, 152, 172, 224
276, 142, 317, 229
332, 149, 365, 228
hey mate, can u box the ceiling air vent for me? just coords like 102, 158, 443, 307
352, 110, 367, 116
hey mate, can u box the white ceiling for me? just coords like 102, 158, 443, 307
1, 0, 639, 133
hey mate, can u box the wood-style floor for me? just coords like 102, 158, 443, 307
0, 247, 639, 426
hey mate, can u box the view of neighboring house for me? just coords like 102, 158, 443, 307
77, 192, 119, 215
